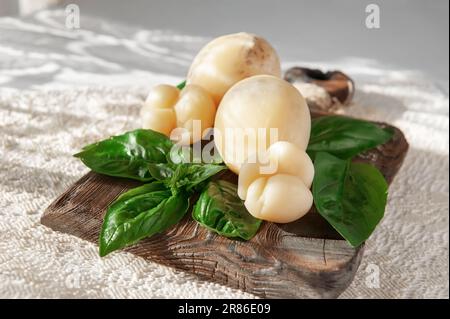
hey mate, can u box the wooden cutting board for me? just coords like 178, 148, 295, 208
40, 113, 408, 299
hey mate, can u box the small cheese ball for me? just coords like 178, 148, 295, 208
266, 141, 314, 188
238, 141, 314, 199
215, 75, 311, 174
141, 84, 179, 136
141, 84, 216, 144
144, 84, 180, 109
245, 174, 313, 223
173, 85, 216, 143
141, 107, 176, 137
238, 141, 314, 223
187, 32, 281, 104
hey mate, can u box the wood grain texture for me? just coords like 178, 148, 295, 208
41, 115, 408, 299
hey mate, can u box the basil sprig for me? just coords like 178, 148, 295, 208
193, 180, 262, 240
99, 159, 225, 256
74, 128, 226, 256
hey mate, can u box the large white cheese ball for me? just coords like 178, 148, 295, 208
187, 32, 281, 105
214, 75, 311, 174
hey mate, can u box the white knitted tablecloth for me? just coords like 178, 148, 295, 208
0, 10, 448, 299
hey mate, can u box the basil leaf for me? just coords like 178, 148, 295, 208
167, 145, 195, 164
99, 182, 189, 256
166, 163, 227, 194
312, 152, 388, 247
307, 116, 393, 159
105, 181, 169, 205
74, 129, 173, 181
148, 161, 226, 192
168, 144, 223, 165
176, 80, 186, 90
193, 180, 262, 240
183, 164, 227, 192
147, 163, 175, 181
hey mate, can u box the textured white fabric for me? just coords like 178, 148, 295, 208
0, 10, 448, 299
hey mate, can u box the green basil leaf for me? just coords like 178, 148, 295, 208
106, 181, 169, 205
176, 80, 186, 90
74, 129, 173, 181
99, 182, 189, 256
168, 144, 223, 165
167, 145, 195, 164
193, 180, 262, 240
312, 152, 388, 247
166, 163, 226, 194
307, 116, 393, 159
147, 163, 175, 181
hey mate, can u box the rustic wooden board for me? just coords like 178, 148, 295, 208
41, 115, 408, 299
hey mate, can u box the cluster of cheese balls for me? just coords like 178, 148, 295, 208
141, 32, 315, 223
141, 32, 280, 144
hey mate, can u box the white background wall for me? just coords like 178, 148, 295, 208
1, 0, 448, 84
